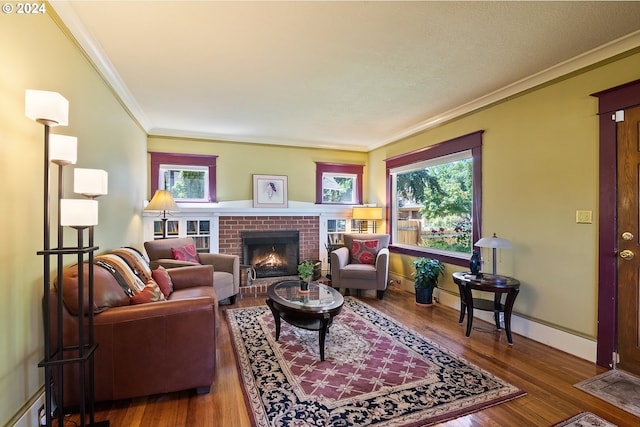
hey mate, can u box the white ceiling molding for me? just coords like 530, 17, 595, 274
374, 29, 640, 151
49, 2, 640, 152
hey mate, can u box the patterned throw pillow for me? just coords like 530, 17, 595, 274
152, 265, 173, 298
171, 244, 200, 263
351, 239, 380, 265
130, 281, 166, 305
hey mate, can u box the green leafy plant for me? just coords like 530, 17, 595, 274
297, 260, 315, 282
412, 257, 445, 289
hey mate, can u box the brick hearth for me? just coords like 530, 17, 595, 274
218, 216, 320, 263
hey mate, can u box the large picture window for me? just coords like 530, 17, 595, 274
385, 131, 483, 266
150, 152, 217, 203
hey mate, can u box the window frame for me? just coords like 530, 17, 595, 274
315, 162, 363, 205
385, 131, 483, 267
150, 152, 218, 203
158, 163, 210, 202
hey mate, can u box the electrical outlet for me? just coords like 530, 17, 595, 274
39, 405, 46, 426
576, 209, 593, 224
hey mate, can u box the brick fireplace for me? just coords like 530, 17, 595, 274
218, 216, 320, 266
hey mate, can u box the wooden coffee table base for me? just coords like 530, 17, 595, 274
265, 280, 344, 361
266, 300, 335, 361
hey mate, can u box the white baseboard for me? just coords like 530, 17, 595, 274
12, 392, 44, 427
389, 274, 597, 363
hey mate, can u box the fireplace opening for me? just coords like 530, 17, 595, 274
242, 230, 299, 278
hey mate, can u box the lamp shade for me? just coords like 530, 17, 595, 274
25, 89, 69, 126
60, 199, 99, 227
49, 134, 77, 165
475, 233, 512, 249
74, 168, 108, 198
145, 190, 179, 212
352, 207, 383, 220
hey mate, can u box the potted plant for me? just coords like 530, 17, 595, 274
297, 260, 315, 292
412, 257, 446, 305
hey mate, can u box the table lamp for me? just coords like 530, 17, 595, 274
352, 207, 383, 233
474, 233, 512, 281
145, 190, 179, 239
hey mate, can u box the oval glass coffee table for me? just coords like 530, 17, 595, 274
266, 280, 344, 361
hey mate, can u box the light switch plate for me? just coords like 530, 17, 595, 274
576, 210, 593, 224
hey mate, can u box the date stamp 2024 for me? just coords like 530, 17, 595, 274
2, 2, 46, 15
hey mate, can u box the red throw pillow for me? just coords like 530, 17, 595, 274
351, 239, 379, 265
171, 244, 200, 263
152, 265, 173, 298
130, 281, 166, 305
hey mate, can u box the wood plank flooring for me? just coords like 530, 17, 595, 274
66, 285, 639, 426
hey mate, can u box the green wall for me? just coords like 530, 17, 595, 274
0, 12, 147, 426
147, 137, 367, 202
370, 50, 640, 339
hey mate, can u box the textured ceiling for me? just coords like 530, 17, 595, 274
52, 1, 640, 151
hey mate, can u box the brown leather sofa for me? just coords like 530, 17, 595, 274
50, 258, 218, 405
144, 237, 240, 304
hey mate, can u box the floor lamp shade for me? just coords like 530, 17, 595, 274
74, 168, 108, 198
49, 134, 77, 165
25, 89, 69, 126
60, 199, 99, 227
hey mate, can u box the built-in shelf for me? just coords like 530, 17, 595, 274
147, 217, 213, 253
142, 200, 365, 271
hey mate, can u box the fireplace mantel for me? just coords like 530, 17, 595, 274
166, 200, 353, 217
142, 200, 359, 274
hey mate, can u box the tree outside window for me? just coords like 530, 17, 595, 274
395, 157, 472, 254
315, 162, 363, 205
386, 131, 482, 266
322, 173, 356, 203
161, 166, 207, 201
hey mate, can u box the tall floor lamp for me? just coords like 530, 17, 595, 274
145, 189, 179, 239
27, 89, 109, 427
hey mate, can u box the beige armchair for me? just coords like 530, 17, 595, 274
144, 237, 239, 304
330, 233, 390, 299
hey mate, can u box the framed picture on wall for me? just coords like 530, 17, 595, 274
253, 174, 288, 208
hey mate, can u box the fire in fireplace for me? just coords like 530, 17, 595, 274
241, 230, 299, 278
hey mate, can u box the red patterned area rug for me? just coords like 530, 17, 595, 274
226, 297, 525, 426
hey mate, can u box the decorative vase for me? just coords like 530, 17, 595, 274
415, 287, 434, 305
469, 249, 480, 275
299, 279, 310, 293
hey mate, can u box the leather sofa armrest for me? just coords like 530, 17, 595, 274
149, 258, 200, 270
168, 264, 214, 290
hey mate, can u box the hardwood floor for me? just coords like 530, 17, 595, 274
70, 285, 639, 426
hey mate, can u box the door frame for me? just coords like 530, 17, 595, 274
592, 78, 640, 368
